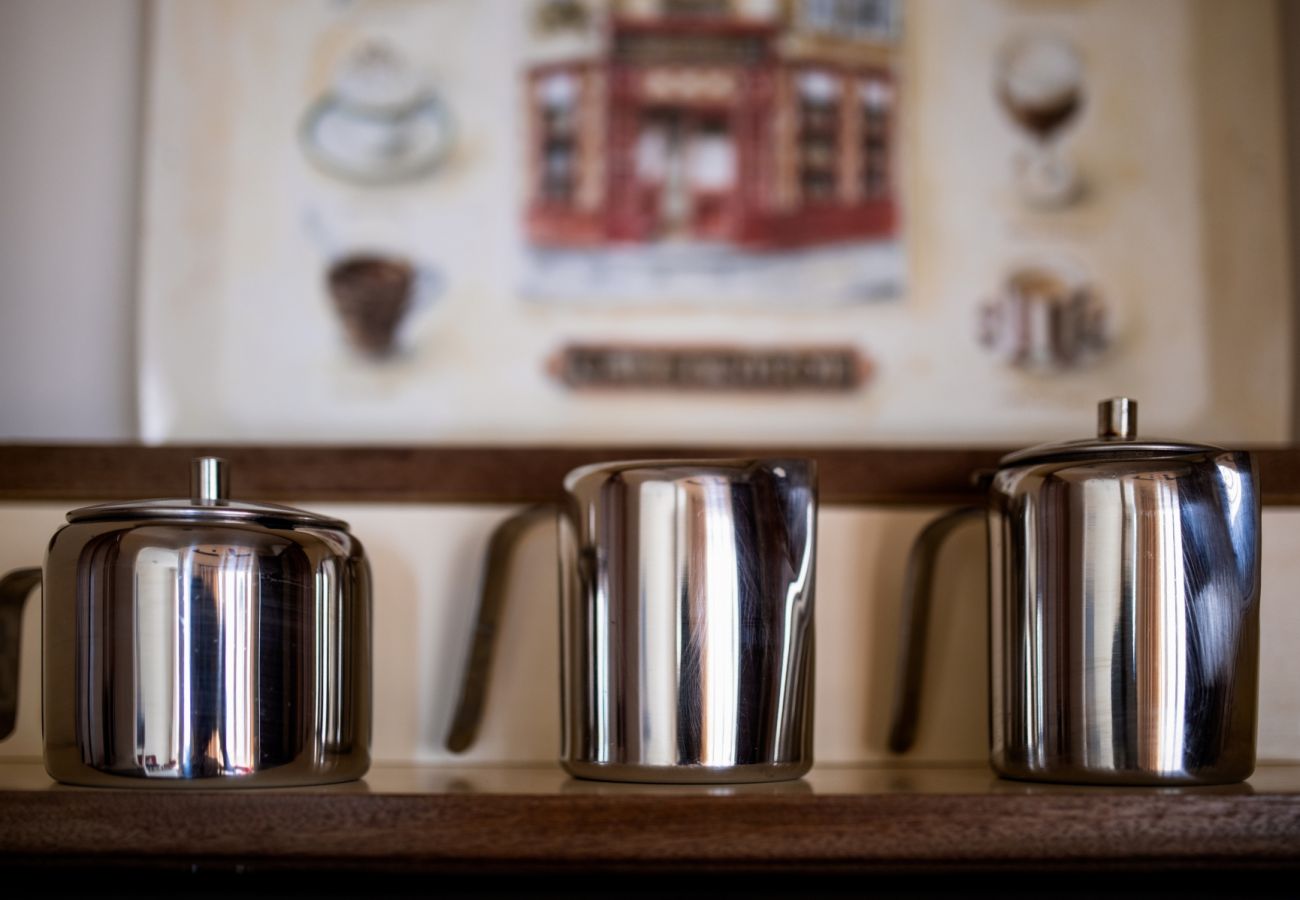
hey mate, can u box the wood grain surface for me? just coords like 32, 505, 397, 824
1, 444, 1298, 506
2, 782, 1300, 875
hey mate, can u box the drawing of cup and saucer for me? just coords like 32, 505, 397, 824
299, 40, 453, 185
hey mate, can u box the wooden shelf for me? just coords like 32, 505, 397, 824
2, 444, 1300, 506
2, 762, 1300, 877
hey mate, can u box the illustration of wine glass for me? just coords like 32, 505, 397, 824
995, 33, 1085, 208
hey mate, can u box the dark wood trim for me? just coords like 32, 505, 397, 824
2, 444, 1299, 506
1283, 0, 1300, 441
2, 787, 1299, 874
0, 444, 1001, 506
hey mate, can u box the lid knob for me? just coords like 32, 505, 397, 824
191, 457, 230, 504
1098, 397, 1137, 440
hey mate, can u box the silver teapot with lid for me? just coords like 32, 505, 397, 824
0, 457, 372, 787
891, 398, 1260, 785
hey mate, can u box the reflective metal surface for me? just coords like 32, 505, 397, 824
25, 457, 372, 787
560, 458, 817, 783
990, 446, 1259, 784
192, 455, 230, 505
1097, 395, 1136, 439
999, 396, 1221, 467
893, 398, 1260, 785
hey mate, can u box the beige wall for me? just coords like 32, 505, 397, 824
0, 0, 142, 440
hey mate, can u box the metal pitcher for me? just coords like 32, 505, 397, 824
890, 398, 1260, 785
446, 457, 817, 783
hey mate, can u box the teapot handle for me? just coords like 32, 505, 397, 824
444, 504, 555, 753
886, 508, 983, 754
0, 567, 41, 742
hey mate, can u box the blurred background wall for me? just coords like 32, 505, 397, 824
0, 0, 142, 439
2, 0, 1297, 442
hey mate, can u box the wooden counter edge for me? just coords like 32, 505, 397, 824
1, 789, 1299, 873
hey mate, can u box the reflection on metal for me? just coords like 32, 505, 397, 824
560, 458, 817, 783
10, 458, 377, 788
988, 446, 1259, 785
44, 524, 372, 787
133, 546, 180, 776
191, 456, 230, 504
1097, 396, 1136, 439
894, 399, 1261, 785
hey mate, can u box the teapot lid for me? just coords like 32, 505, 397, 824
66, 457, 349, 529
999, 398, 1224, 467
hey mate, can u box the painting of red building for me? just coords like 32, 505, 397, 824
524, 0, 901, 258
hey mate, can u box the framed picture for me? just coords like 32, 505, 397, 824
138, 0, 1292, 444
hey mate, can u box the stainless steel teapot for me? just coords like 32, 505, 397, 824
890, 398, 1260, 785
0, 457, 372, 787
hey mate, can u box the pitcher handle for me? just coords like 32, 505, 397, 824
0, 567, 41, 742
886, 508, 984, 754
445, 504, 555, 753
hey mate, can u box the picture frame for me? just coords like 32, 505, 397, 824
137, 0, 1292, 445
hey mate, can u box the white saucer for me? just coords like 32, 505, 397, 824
299, 94, 452, 185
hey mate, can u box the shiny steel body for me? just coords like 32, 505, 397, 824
560, 458, 816, 783
891, 399, 1260, 785
7, 458, 372, 787
989, 447, 1259, 784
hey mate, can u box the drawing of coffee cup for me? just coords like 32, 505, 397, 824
978, 260, 1107, 371
326, 254, 434, 357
